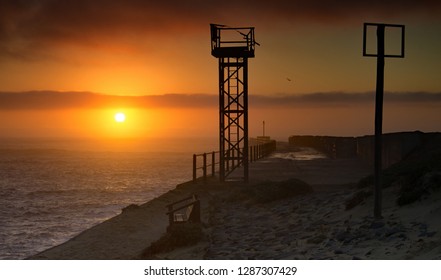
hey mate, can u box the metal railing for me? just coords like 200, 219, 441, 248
192, 151, 219, 181
192, 141, 276, 181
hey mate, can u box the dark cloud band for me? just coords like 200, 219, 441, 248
1, 0, 440, 58
0, 91, 440, 110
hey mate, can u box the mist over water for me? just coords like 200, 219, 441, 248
0, 137, 216, 259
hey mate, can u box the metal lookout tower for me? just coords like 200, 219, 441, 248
210, 24, 257, 182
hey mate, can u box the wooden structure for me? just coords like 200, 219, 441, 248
166, 194, 200, 226
192, 140, 276, 181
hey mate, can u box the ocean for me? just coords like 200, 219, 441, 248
0, 137, 216, 260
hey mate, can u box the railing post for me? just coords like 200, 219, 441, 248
203, 153, 207, 180
211, 151, 215, 176
193, 154, 197, 181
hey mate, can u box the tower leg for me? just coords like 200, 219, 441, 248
219, 58, 225, 182
218, 57, 249, 182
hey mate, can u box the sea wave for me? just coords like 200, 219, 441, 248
0, 142, 193, 259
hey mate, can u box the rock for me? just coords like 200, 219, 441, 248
307, 234, 327, 244
281, 236, 293, 245
275, 229, 290, 238
370, 221, 385, 229
419, 223, 428, 231
385, 227, 403, 237
398, 233, 408, 240
335, 231, 354, 243
374, 228, 387, 238
324, 239, 338, 248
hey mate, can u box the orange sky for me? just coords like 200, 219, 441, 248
0, 1, 440, 140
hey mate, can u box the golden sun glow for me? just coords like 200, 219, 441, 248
114, 112, 126, 123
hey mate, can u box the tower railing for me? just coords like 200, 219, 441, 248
211, 24, 256, 58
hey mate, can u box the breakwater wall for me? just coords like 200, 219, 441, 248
289, 131, 439, 168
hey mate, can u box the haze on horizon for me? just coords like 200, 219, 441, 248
0, 0, 440, 140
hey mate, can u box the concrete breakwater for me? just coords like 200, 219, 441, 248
289, 131, 441, 168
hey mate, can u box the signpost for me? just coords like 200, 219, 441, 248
363, 23, 405, 219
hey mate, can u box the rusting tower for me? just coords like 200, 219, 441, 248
210, 24, 257, 182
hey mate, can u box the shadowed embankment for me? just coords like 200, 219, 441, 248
30, 136, 441, 260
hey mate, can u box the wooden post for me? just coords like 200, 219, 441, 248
203, 153, 207, 180
192, 154, 197, 181
211, 151, 215, 176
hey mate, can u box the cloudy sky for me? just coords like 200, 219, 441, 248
0, 0, 440, 139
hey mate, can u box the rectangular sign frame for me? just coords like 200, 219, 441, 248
363, 23, 405, 58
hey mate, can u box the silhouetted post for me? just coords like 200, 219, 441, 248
363, 23, 405, 219
374, 25, 385, 219
203, 153, 207, 180
244, 62, 249, 182
211, 151, 216, 176
192, 154, 197, 181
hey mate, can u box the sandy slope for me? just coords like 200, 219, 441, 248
30, 153, 441, 260
29, 180, 216, 259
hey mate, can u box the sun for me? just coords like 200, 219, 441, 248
114, 112, 126, 123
